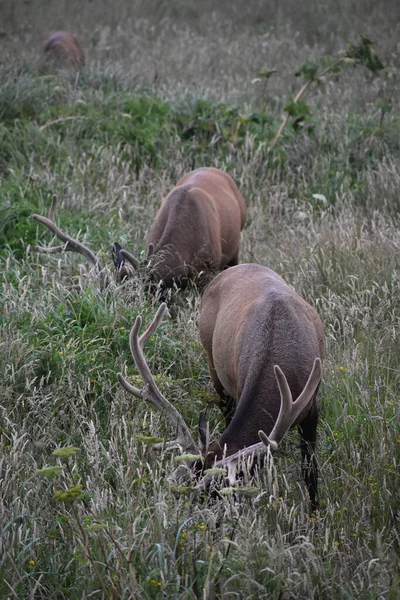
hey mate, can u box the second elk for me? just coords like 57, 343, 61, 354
33, 167, 246, 294
118, 263, 324, 510
114, 167, 246, 294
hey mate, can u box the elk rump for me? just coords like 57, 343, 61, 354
41, 31, 84, 69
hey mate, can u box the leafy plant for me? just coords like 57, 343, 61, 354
270, 35, 387, 148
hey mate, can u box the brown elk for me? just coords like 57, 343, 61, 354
114, 167, 247, 293
32, 168, 246, 294
41, 31, 84, 69
118, 263, 324, 510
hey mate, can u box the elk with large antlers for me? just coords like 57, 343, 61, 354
118, 263, 324, 510
33, 167, 246, 294
114, 167, 247, 293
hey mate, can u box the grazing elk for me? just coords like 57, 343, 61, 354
32, 168, 246, 295
41, 31, 84, 69
114, 167, 247, 293
118, 264, 324, 510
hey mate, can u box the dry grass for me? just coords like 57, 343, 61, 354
1, 1, 400, 598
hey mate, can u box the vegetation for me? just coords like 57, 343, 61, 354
1, 0, 399, 598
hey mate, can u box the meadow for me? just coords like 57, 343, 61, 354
1, 0, 399, 597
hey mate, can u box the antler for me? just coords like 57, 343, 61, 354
146, 243, 154, 258
113, 242, 154, 280
117, 303, 199, 454
119, 248, 140, 271
198, 358, 322, 487
32, 195, 105, 289
119, 243, 153, 267
258, 358, 322, 449
113, 243, 140, 283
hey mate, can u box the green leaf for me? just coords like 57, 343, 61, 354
54, 484, 83, 504
36, 465, 64, 477
84, 523, 108, 532
345, 35, 385, 73
136, 435, 165, 445
46, 528, 62, 539
52, 446, 80, 459
169, 485, 193, 495
174, 454, 202, 463
284, 101, 310, 118
219, 487, 235, 496
376, 103, 392, 113
203, 467, 227, 476
294, 61, 318, 81
235, 486, 260, 495
257, 68, 277, 79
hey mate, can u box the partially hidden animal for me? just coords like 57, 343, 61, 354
114, 167, 247, 292
118, 263, 324, 510
41, 31, 84, 69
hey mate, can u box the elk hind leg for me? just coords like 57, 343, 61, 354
298, 409, 319, 512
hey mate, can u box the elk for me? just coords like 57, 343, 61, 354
32, 168, 246, 294
114, 167, 247, 292
41, 31, 85, 69
118, 264, 324, 510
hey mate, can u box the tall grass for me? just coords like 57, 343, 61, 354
1, 1, 400, 598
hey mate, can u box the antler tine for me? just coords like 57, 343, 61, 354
120, 249, 140, 270
118, 307, 199, 454
32, 195, 105, 289
48, 194, 57, 222
147, 243, 154, 258
196, 440, 268, 489
260, 357, 322, 449
196, 358, 322, 487
138, 302, 168, 346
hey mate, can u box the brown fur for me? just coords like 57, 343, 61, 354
146, 167, 246, 290
198, 263, 325, 508
41, 31, 84, 69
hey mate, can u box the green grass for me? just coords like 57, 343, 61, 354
1, 1, 400, 598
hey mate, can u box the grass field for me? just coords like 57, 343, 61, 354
1, 1, 400, 598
